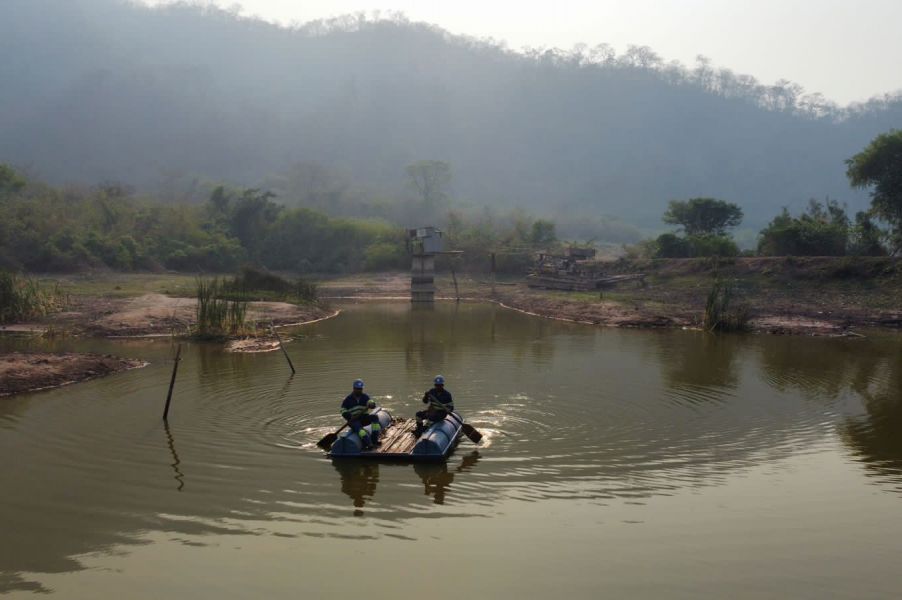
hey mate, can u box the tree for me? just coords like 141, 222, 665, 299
846, 130, 902, 254
227, 189, 281, 261
663, 198, 743, 236
0, 164, 26, 196
405, 161, 451, 209
848, 211, 886, 256
757, 200, 850, 256
529, 219, 557, 246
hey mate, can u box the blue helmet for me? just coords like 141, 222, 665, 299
353, 379, 364, 389
434, 375, 445, 385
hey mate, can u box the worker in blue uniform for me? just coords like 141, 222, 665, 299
341, 379, 381, 448
415, 375, 454, 436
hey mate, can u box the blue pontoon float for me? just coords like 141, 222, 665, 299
328, 407, 465, 462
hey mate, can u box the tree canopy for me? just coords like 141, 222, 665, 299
663, 198, 743, 236
846, 130, 902, 253
0, 164, 26, 195
757, 199, 850, 256
405, 161, 452, 209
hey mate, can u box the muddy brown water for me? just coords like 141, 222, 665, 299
1, 302, 901, 598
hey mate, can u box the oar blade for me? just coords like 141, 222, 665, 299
317, 432, 338, 449
461, 423, 482, 444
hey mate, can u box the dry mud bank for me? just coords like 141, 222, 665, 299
16, 293, 333, 337
0, 352, 147, 397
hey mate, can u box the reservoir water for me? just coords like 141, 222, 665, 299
1, 302, 901, 598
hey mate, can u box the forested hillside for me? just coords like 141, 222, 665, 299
2, 0, 900, 233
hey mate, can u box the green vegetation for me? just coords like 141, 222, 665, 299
758, 199, 849, 256
220, 267, 317, 303
757, 199, 887, 257
651, 198, 743, 258
663, 198, 744, 236
3, 123, 900, 280
846, 129, 902, 255
35, 273, 198, 299
405, 161, 452, 210
0, 166, 407, 274
703, 279, 751, 332
652, 233, 740, 259
194, 278, 249, 339
0, 165, 26, 196
636, 171, 896, 259
443, 210, 559, 273
0, 271, 67, 324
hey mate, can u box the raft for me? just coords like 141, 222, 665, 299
328, 407, 464, 462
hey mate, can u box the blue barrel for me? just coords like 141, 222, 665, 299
330, 408, 393, 456
412, 411, 463, 458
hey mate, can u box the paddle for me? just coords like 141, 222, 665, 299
427, 393, 482, 444
316, 421, 349, 450
318, 400, 380, 450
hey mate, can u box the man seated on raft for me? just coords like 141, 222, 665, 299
415, 375, 454, 436
341, 379, 381, 449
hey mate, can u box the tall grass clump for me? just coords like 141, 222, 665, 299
703, 279, 751, 332
194, 277, 249, 338
0, 271, 65, 324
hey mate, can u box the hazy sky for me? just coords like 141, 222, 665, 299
142, 0, 902, 105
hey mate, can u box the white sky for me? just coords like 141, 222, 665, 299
142, 0, 902, 105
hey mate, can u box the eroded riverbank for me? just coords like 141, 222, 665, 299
0, 352, 147, 397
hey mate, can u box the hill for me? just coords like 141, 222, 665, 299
2, 0, 900, 233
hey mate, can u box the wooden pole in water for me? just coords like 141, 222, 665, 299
271, 321, 296, 375
490, 252, 497, 297
451, 267, 460, 302
163, 344, 181, 421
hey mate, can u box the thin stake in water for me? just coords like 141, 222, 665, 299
451, 267, 460, 302
271, 321, 296, 375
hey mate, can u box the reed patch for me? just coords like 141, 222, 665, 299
0, 271, 68, 324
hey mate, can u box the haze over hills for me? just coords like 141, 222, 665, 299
2, 0, 900, 235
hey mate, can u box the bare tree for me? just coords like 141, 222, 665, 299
405, 160, 452, 208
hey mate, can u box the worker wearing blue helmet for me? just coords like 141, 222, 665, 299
416, 375, 454, 436
340, 379, 381, 448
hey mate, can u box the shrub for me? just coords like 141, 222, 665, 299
221, 266, 317, 303
654, 233, 738, 258
703, 279, 751, 332
758, 200, 850, 256
0, 271, 66, 324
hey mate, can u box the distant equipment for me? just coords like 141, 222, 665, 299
408, 227, 443, 303
527, 246, 645, 291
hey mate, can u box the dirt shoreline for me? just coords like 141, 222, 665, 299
318, 259, 901, 336
10, 292, 335, 339
5, 260, 900, 343
0, 353, 148, 397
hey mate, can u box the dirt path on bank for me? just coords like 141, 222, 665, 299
0, 353, 147, 397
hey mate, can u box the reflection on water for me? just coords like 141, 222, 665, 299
1, 303, 901, 596
655, 332, 741, 405
164, 422, 185, 492
333, 460, 380, 514
841, 348, 902, 493
413, 451, 481, 505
